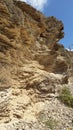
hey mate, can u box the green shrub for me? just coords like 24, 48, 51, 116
59, 87, 73, 108
44, 118, 57, 130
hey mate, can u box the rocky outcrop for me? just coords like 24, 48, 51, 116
15, 0, 64, 43
0, 0, 64, 49
0, 0, 73, 129
0, 0, 66, 73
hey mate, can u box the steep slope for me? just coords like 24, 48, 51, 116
0, 0, 73, 130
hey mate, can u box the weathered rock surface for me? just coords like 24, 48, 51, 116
0, 0, 73, 130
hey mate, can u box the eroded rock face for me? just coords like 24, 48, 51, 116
0, 0, 73, 130
0, 0, 66, 74
0, 0, 64, 52
0, 90, 11, 119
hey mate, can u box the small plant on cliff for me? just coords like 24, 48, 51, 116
59, 87, 73, 108
44, 118, 57, 130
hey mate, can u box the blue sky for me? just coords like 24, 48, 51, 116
22, 0, 73, 49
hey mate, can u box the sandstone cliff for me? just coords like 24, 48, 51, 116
0, 0, 73, 130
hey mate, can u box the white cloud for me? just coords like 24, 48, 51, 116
21, 0, 48, 11
66, 48, 73, 51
